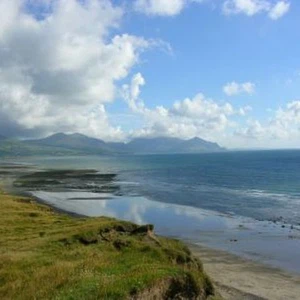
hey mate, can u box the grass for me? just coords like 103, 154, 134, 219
0, 189, 220, 299
0, 139, 83, 157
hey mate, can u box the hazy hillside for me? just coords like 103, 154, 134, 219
0, 139, 81, 157
177, 137, 223, 153
0, 133, 225, 156
126, 137, 224, 154
27, 133, 113, 154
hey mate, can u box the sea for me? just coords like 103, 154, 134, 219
3, 150, 300, 274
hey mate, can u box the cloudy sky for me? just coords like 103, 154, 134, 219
0, 0, 299, 149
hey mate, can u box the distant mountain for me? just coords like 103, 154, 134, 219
177, 137, 223, 153
0, 138, 80, 157
27, 133, 113, 154
0, 133, 225, 157
0, 135, 7, 141
126, 137, 224, 154
106, 142, 128, 153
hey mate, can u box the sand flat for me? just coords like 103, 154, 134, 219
190, 244, 300, 300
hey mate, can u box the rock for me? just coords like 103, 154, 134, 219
131, 224, 154, 235
113, 239, 131, 250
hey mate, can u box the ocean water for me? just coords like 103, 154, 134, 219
5, 150, 300, 273
20, 150, 300, 225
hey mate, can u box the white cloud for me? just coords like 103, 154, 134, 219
134, 0, 186, 16
268, 1, 290, 20
133, 0, 290, 19
0, 0, 151, 140
223, 81, 255, 96
223, 0, 290, 19
171, 95, 235, 120
123, 73, 250, 141
133, 0, 204, 16
235, 100, 300, 147
122, 73, 146, 113
223, 0, 270, 16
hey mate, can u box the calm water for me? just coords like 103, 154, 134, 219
4, 150, 300, 273
17, 150, 300, 225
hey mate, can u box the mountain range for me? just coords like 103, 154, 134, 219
0, 133, 225, 156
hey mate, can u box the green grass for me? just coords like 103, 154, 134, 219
0, 189, 220, 299
0, 139, 81, 157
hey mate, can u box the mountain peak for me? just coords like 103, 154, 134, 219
69, 133, 87, 138
47, 132, 67, 139
188, 137, 203, 142
21, 133, 224, 155
127, 136, 224, 154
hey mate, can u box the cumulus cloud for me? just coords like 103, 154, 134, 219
133, 0, 290, 19
133, 0, 204, 16
134, 0, 186, 16
122, 73, 146, 113
223, 0, 290, 19
223, 81, 255, 96
123, 73, 250, 141
223, 0, 270, 16
236, 101, 300, 146
0, 0, 151, 140
268, 1, 290, 20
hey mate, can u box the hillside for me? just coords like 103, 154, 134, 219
0, 189, 219, 299
126, 137, 224, 154
0, 133, 225, 156
0, 139, 82, 157
27, 133, 113, 154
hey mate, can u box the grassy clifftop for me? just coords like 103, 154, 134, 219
0, 189, 220, 299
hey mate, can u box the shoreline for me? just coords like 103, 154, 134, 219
2, 163, 300, 299
0, 179, 86, 219
189, 244, 300, 300
5, 185, 300, 299
30, 194, 300, 299
0, 188, 219, 299
9, 188, 300, 299
28, 188, 300, 275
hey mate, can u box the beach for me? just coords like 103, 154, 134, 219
2, 182, 300, 299
2, 157, 300, 299
190, 244, 300, 300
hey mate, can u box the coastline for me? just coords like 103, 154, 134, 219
2, 163, 300, 299
189, 244, 300, 300
4, 189, 300, 300
28, 188, 300, 275
0, 188, 219, 299
26, 194, 300, 299
4, 183, 300, 299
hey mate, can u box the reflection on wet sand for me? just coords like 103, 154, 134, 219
31, 189, 300, 274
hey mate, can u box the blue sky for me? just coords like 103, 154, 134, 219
0, 0, 299, 148
111, 0, 299, 116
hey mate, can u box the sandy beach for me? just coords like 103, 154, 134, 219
190, 244, 300, 300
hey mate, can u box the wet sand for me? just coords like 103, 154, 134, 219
190, 244, 300, 300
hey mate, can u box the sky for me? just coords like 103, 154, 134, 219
0, 0, 299, 149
